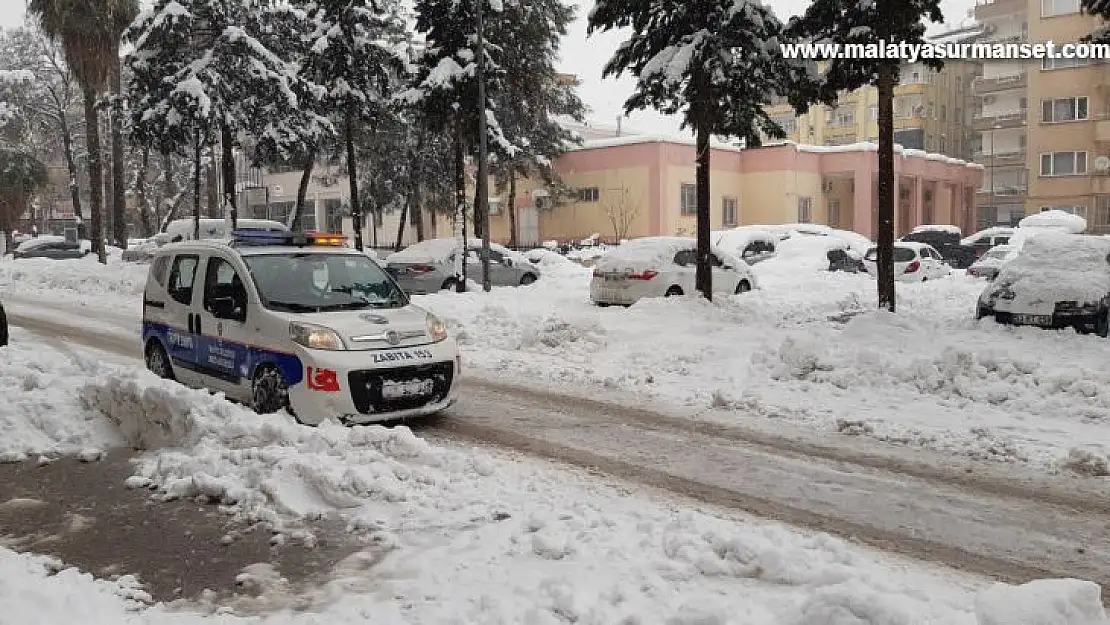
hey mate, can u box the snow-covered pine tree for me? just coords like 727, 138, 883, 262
1081, 0, 1110, 42
589, 0, 799, 301
125, 0, 330, 229
786, 0, 943, 312
305, 0, 409, 250
490, 0, 585, 248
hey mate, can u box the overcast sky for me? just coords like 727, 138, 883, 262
0, 0, 977, 136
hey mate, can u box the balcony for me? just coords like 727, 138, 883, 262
974, 0, 1026, 19
824, 124, 858, 141
976, 185, 1028, 201
971, 72, 1026, 94
973, 109, 1026, 131
973, 149, 1027, 167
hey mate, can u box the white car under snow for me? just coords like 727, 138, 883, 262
589, 236, 757, 306
861, 241, 951, 282
977, 233, 1110, 335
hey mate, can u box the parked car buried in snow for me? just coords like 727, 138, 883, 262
899, 229, 977, 268
862, 242, 951, 282
967, 244, 1019, 280
961, 226, 1015, 260
589, 236, 756, 306
711, 227, 778, 265
976, 233, 1110, 336
385, 238, 541, 294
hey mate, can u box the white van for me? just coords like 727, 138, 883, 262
140, 229, 461, 424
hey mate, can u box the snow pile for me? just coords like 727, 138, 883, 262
385, 237, 465, 263
994, 233, 1110, 305
975, 579, 1108, 625
912, 224, 963, 236
592, 236, 692, 272
0, 255, 148, 304
1019, 210, 1087, 234
0, 341, 121, 462
713, 227, 779, 255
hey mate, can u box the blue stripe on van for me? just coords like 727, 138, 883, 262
143, 321, 304, 386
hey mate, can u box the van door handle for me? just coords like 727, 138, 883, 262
194, 314, 202, 336
188, 314, 194, 334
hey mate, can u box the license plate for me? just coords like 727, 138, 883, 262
371, 348, 434, 364
381, 379, 434, 399
1013, 313, 1052, 326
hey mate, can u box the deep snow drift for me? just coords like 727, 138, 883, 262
9, 340, 1103, 623
4, 246, 1110, 476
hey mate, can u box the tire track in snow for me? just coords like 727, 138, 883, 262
9, 305, 1110, 595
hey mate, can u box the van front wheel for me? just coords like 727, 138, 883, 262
145, 342, 174, 380
252, 366, 290, 415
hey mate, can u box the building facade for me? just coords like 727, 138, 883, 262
973, 0, 1109, 231
763, 60, 979, 160
471, 137, 982, 245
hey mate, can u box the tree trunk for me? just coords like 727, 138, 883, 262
220, 124, 237, 228
206, 157, 220, 218
344, 112, 363, 251
394, 198, 408, 251
694, 118, 712, 300
135, 149, 154, 236
59, 115, 83, 229
454, 121, 467, 292
472, 158, 483, 239
507, 172, 518, 247
159, 151, 176, 231
292, 149, 317, 232
110, 57, 127, 248
876, 61, 897, 312
193, 128, 202, 239
411, 137, 425, 242
82, 87, 106, 264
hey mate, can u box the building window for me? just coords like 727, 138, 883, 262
487, 199, 502, 215
797, 197, 812, 223
1041, 205, 1087, 218
1040, 151, 1087, 176
680, 183, 697, 216
830, 110, 855, 127
939, 104, 947, 121
722, 197, 738, 226
1042, 0, 1080, 16
827, 199, 841, 227
575, 187, 599, 203
1043, 55, 1090, 70
1041, 96, 1089, 122
869, 106, 878, 120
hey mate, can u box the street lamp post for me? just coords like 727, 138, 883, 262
476, 0, 491, 292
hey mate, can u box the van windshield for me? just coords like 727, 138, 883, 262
243, 253, 408, 313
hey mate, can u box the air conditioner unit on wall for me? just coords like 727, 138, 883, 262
822, 180, 834, 193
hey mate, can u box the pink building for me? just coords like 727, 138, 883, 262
484, 136, 984, 244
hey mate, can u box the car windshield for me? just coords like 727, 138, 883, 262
243, 252, 408, 313
864, 247, 916, 262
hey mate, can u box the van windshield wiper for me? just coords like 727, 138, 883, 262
267, 301, 320, 313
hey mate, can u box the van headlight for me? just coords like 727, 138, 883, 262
426, 313, 448, 342
290, 321, 346, 350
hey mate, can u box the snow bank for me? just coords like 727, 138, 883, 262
975, 579, 1108, 625
0, 341, 121, 462
1019, 210, 1087, 234
0, 255, 147, 307
384, 237, 463, 263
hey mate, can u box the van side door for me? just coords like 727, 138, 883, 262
161, 253, 202, 385
196, 253, 252, 398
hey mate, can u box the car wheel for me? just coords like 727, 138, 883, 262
519, 273, 537, 286
734, 280, 751, 294
441, 278, 458, 291
1097, 309, 1110, 338
252, 366, 290, 415
145, 341, 174, 380
975, 305, 992, 321
0, 304, 8, 347
664, 286, 683, 297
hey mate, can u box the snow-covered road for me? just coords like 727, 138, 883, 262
8, 295, 1110, 595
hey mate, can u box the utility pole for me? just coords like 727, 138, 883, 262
476, 0, 491, 292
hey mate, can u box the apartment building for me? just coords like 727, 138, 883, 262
763, 57, 978, 160
973, 0, 1108, 231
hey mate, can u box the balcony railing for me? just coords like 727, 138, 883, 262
971, 72, 1027, 94
977, 184, 1028, 196
973, 109, 1027, 131
974, 0, 1027, 20
973, 149, 1026, 166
